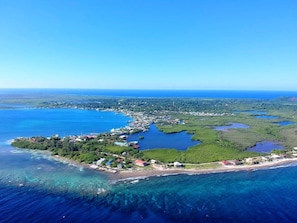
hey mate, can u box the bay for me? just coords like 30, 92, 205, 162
0, 108, 131, 142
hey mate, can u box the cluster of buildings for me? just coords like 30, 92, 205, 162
222, 147, 297, 167
89, 156, 150, 173
109, 110, 153, 135
109, 109, 185, 136
182, 111, 233, 117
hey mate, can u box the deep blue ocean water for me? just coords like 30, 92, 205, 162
2, 89, 297, 222
1, 88, 297, 99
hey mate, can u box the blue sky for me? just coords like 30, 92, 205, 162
0, 0, 296, 90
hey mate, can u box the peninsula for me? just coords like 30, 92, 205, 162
10, 95, 297, 177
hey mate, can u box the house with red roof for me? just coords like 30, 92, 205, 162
135, 159, 148, 167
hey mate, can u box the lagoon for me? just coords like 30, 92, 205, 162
255, 115, 279, 120
214, 122, 249, 131
277, 121, 295, 126
244, 110, 267, 115
128, 124, 200, 150
245, 110, 279, 119
247, 141, 284, 153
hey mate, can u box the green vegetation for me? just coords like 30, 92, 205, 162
7, 94, 297, 166
280, 127, 297, 148
142, 141, 259, 164
11, 135, 145, 167
141, 149, 181, 163
184, 162, 221, 170
148, 121, 260, 163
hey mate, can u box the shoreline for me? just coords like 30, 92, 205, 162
11, 147, 297, 182
9, 106, 297, 182
108, 158, 297, 181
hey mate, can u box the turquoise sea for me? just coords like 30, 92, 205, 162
1, 89, 297, 222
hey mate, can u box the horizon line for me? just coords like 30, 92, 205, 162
0, 87, 297, 92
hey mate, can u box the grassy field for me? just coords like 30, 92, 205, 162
280, 126, 297, 148
184, 162, 221, 170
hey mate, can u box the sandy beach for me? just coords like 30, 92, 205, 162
22, 147, 297, 181
109, 158, 297, 181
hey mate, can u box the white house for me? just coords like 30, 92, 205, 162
173, 162, 183, 168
